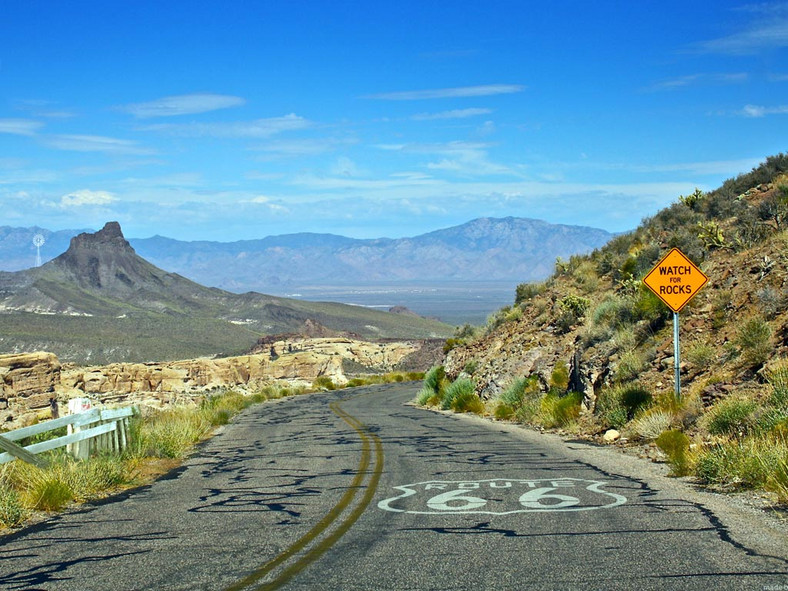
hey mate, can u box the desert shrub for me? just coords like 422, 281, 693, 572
313, 376, 336, 391
550, 364, 570, 392
703, 396, 758, 437
633, 287, 670, 327
441, 378, 475, 411
463, 360, 479, 375
540, 391, 583, 428
132, 407, 211, 459
767, 361, 788, 409
451, 390, 484, 414
736, 316, 772, 368
685, 341, 716, 368
416, 386, 435, 406
16, 463, 75, 512
424, 365, 445, 391
620, 385, 653, 418
0, 487, 28, 528
515, 282, 545, 305
500, 376, 540, 407
595, 383, 652, 427
494, 403, 515, 420
631, 409, 673, 440
592, 295, 635, 328
696, 437, 787, 490
615, 350, 646, 383
656, 430, 692, 476
556, 294, 590, 332
766, 456, 788, 504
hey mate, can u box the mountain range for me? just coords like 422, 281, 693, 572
0, 222, 451, 364
0, 218, 615, 292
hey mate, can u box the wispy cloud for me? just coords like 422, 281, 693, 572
691, 6, 788, 54
364, 84, 524, 100
0, 118, 44, 136
411, 108, 493, 121
139, 114, 311, 138
740, 104, 788, 117
59, 189, 117, 207
250, 136, 356, 159
645, 73, 748, 92
43, 134, 154, 155
118, 93, 246, 118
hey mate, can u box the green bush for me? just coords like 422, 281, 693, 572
500, 376, 540, 407
416, 386, 435, 406
0, 487, 28, 527
620, 385, 653, 419
441, 378, 476, 410
767, 362, 788, 409
494, 403, 515, 420
541, 391, 583, 428
704, 396, 758, 437
595, 384, 653, 427
736, 317, 772, 368
424, 366, 446, 394
656, 430, 691, 476
515, 282, 545, 305
615, 350, 646, 383
450, 390, 484, 414
550, 365, 570, 392
313, 376, 336, 391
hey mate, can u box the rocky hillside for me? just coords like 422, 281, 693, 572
445, 154, 788, 416
0, 223, 451, 364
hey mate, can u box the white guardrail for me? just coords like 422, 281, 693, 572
0, 406, 136, 467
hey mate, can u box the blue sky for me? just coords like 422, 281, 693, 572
1, 1, 786, 241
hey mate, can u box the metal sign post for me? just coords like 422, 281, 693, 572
673, 312, 680, 397
643, 248, 709, 400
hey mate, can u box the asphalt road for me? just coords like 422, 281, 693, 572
1, 383, 786, 590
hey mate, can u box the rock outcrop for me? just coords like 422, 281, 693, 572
0, 337, 426, 427
0, 352, 61, 423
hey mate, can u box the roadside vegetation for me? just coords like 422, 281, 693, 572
0, 371, 422, 531
417, 154, 788, 507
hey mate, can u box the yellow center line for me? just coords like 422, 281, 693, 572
226, 394, 384, 591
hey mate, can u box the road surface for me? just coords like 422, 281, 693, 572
1, 382, 786, 590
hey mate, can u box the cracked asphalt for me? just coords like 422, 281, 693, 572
1, 382, 786, 590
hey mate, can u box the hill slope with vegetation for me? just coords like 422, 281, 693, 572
424, 154, 788, 505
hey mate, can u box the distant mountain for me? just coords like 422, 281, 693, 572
0, 226, 90, 272
128, 217, 614, 292
0, 223, 451, 364
0, 218, 614, 292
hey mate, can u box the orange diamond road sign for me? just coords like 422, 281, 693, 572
643, 248, 708, 313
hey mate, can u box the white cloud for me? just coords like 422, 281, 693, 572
118, 93, 246, 118
692, 11, 788, 55
250, 137, 356, 159
44, 134, 153, 155
140, 114, 310, 138
364, 84, 524, 100
740, 104, 788, 117
645, 73, 748, 92
0, 119, 44, 136
330, 156, 363, 177
411, 108, 493, 121
60, 189, 117, 207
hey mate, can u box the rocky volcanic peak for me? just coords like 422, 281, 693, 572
66, 221, 132, 253
49, 221, 166, 292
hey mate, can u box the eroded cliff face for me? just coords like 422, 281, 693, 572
0, 337, 424, 428
0, 352, 61, 423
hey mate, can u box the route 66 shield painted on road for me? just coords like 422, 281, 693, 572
378, 478, 626, 515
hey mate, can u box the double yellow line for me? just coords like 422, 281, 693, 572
226, 395, 384, 591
